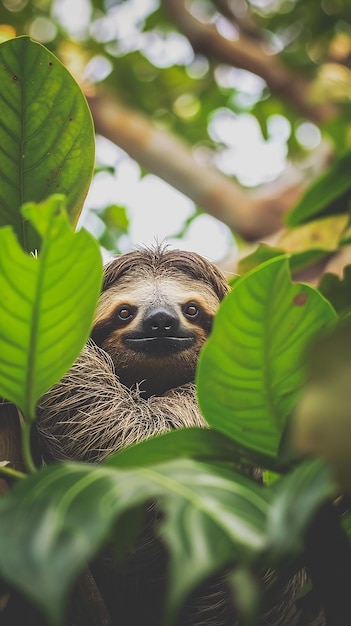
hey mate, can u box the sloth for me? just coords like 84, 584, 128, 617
34, 246, 324, 626
36, 245, 229, 464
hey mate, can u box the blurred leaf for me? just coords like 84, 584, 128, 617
340, 221, 351, 244
286, 151, 351, 227
0, 195, 102, 418
289, 249, 333, 273
0, 452, 336, 626
267, 460, 337, 560
236, 244, 285, 280
97, 204, 129, 232
277, 214, 348, 253
227, 567, 261, 626
104, 427, 288, 473
94, 164, 116, 176
155, 461, 269, 624
197, 257, 337, 458
236, 240, 336, 281
0, 461, 129, 626
323, 111, 351, 156
272, 214, 350, 275
0, 36, 95, 252
291, 318, 351, 491
0, 458, 270, 626
319, 265, 351, 315
94, 203, 129, 251
342, 509, 351, 539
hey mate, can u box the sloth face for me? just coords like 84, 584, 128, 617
91, 272, 222, 397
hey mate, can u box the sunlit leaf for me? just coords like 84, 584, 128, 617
277, 214, 348, 253
197, 257, 337, 458
0, 195, 102, 418
237, 241, 333, 280
0, 36, 94, 252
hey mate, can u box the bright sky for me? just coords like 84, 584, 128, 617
80, 137, 235, 261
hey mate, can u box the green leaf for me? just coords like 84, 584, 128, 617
236, 244, 284, 281
286, 150, 351, 227
291, 318, 351, 491
0, 462, 127, 626
0, 459, 270, 626
96, 203, 129, 233
227, 567, 261, 626
0, 36, 95, 252
0, 195, 102, 418
319, 266, 351, 316
267, 460, 337, 560
156, 462, 269, 624
278, 214, 348, 254
197, 257, 337, 458
236, 222, 345, 280
105, 427, 289, 474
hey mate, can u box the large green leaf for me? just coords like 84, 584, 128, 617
197, 257, 337, 459
0, 455, 336, 626
0, 195, 102, 418
0, 459, 270, 626
0, 36, 95, 252
105, 426, 288, 473
154, 461, 268, 623
286, 150, 351, 227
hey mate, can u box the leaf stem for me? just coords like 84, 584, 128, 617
21, 420, 37, 474
0, 464, 26, 480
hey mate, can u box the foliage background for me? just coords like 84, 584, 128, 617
1, 0, 351, 269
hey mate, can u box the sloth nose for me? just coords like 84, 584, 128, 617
143, 306, 179, 337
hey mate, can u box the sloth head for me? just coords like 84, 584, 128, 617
91, 246, 229, 397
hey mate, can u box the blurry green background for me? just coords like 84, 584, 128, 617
1, 0, 350, 264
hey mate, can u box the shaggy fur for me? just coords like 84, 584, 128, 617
36, 341, 205, 463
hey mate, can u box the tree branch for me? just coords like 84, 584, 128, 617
212, 0, 264, 41
87, 90, 303, 241
161, 0, 336, 124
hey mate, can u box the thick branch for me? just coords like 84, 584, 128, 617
87, 90, 303, 241
161, 0, 336, 124
212, 0, 264, 40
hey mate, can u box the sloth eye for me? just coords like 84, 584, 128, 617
184, 303, 199, 319
117, 306, 135, 321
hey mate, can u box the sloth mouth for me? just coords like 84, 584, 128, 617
125, 336, 194, 356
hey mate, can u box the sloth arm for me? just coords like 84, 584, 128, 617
35, 341, 206, 463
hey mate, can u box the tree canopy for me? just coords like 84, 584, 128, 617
1, 0, 351, 264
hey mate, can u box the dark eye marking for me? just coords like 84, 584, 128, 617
117, 305, 136, 322
91, 305, 136, 346
183, 302, 200, 319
